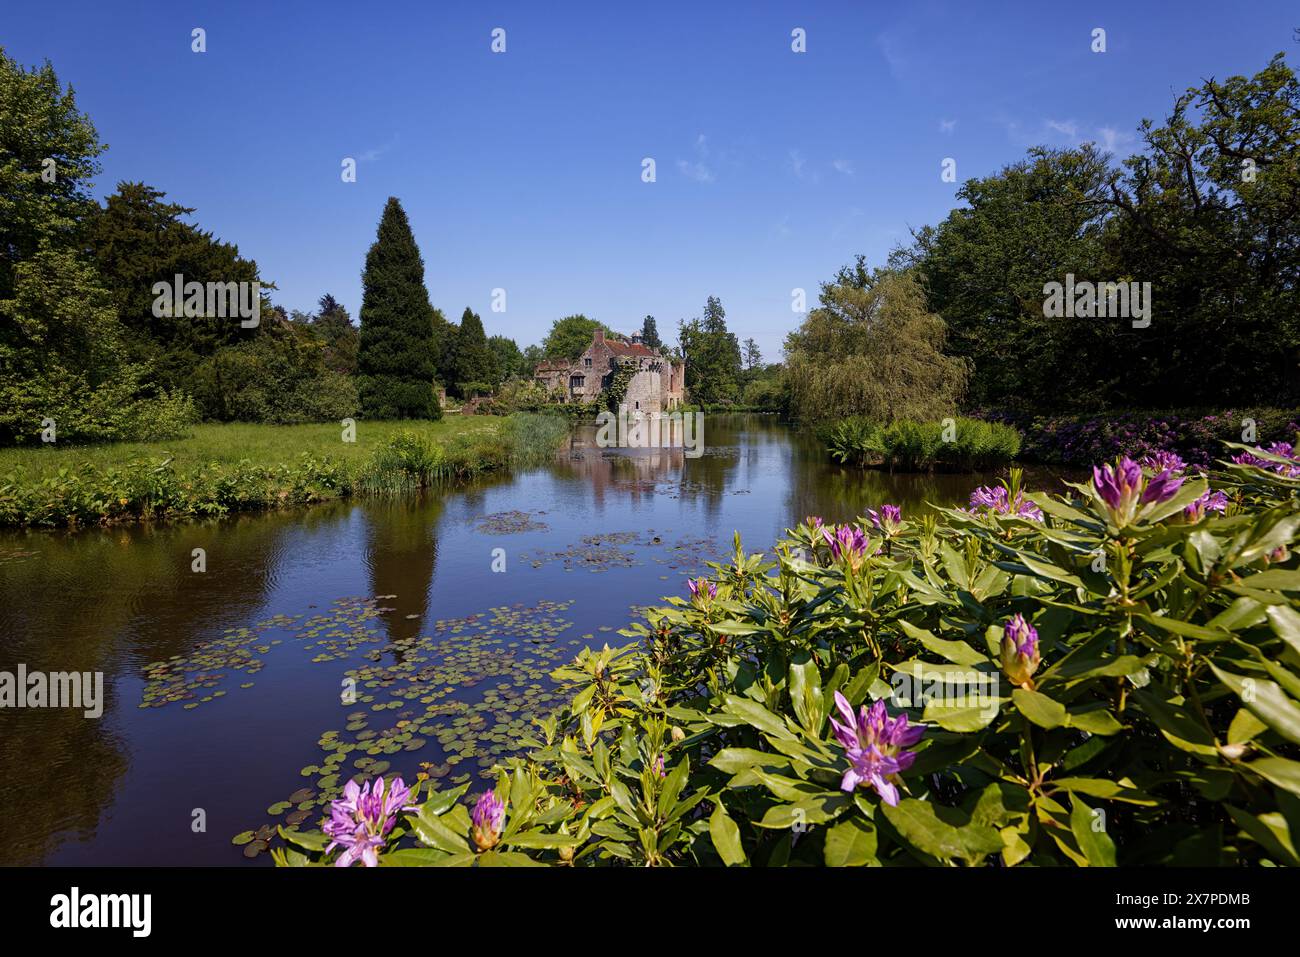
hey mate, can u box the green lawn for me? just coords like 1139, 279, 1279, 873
0, 417, 506, 479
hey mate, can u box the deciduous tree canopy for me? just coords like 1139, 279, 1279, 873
905, 53, 1300, 412
784, 269, 967, 424
543, 314, 610, 359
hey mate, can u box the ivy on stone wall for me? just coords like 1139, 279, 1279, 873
602, 358, 638, 412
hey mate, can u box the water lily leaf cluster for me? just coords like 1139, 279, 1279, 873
242, 600, 584, 859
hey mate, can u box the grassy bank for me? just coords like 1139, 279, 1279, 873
0, 418, 502, 477
0, 414, 569, 528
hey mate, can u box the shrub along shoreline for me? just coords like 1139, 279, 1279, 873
275, 442, 1300, 867
824, 416, 1022, 472
0, 413, 570, 529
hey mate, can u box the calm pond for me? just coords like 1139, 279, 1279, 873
0, 415, 1061, 865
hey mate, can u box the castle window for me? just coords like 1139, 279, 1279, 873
584, 357, 591, 367
570, 375, 585, 388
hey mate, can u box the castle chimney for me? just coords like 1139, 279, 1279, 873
594, 328, 605, 345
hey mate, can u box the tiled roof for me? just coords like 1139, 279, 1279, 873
605, 339, 656, 358
534, 332, 673, 378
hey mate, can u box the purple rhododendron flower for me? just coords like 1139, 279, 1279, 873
470, 790, 506, 851
967, 485, 1043, 522
867, 504, 903, 533
686, 577, 718, 605
1183, 489, 1229, 522
1092, 457, 1143, 511
1091, 456, 1183, 526
822, 523, 874, 568
323, 775, 417, 867
1143, 469, 1184, 504
1140, 450, 1186, 474
969, 485, 1007, 511
999, 613, 1041, 687
1233, 442, 1300, 478
829, 692, 924, 806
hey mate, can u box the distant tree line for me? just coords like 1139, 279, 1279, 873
0, 48, 538, 442
11, 46, 1282, 441
785, 52, 1300, 423
0, 47, 784, 444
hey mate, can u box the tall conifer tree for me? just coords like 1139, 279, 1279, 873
356, 197, 439, 419
451, 307, 492, 394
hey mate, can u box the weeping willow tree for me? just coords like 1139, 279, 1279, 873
783, 268, 967, 424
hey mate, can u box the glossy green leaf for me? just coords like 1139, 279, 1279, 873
823, 815, 878, 866
1210, 664, 1300, 746
1012, 688, 1067, 729
1069, 795, 1116, 866
708, 801, 746, 866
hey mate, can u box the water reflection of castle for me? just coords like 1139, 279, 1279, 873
554, 429, 740, 517
557, 443, 680, 506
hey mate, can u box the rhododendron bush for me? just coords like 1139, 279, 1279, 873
278, 443, 1300, 867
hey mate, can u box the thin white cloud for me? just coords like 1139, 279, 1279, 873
1096, 126, 1135, 154
786, 149, 823, 183
998, 115, 1137, 160
677, 133, 715, 182
832, 158, 854, 175
876, 31, 908, 79
1045, 119, 1079, 138
357, 134, 399, 163
677, 159, 714, 183
939, 118, 956, 134
788, 149, 807, 179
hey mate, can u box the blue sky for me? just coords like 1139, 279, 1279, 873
3, 1, 1296, 358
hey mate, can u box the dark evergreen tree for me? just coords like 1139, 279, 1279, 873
310, 293, 358, 375
430, 306, 455, 388
87, 181, 265, 390
356, 197, 439, 419
640, 315, 662, 350
314, 294, 348, 334
451, 307, 493, 394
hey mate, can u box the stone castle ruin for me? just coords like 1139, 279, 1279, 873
533, 328, 685, 415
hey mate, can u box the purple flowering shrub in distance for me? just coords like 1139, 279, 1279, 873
984, 408, 1300, 470
276, 451, 1300, 868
